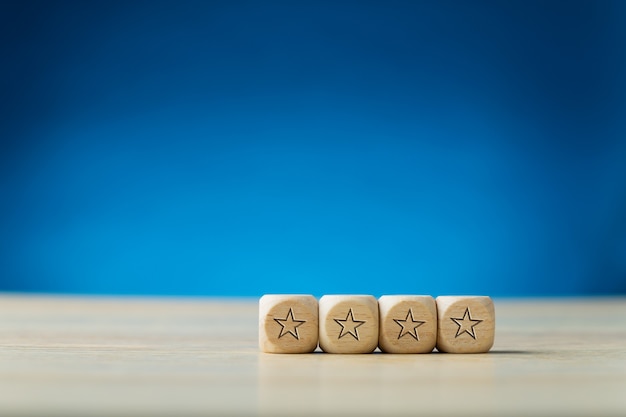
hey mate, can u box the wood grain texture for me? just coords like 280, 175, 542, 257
259, 294, 318, 353
0, 294, 625, 416
436, 296, 495, 353
378, 295, 436, 353
318, 295, 378, 354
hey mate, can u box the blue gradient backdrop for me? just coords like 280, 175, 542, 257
1, 1, 625, 296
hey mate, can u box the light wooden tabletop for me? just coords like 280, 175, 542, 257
0, 295, 625, 416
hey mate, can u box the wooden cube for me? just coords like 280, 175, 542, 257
318, 295, 378, 354
378, 295, 437, 353
259, 294, 319, 353
436, 296, 495, 353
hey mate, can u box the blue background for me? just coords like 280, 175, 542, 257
1, 1, 625, 296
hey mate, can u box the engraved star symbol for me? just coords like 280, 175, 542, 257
334, 309, 366, 340
451, 307, 483, 339
274, 308, 306, 340
394, 308, 425, 340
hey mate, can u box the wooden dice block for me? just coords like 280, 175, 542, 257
436, 296, 495, 353
319, 295, 378, 354
378, 295, 437, 353
259, 294, 318, 353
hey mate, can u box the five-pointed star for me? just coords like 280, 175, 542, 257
393, 309, 425, 340
274, 308, 306, 339
451, 307, 483, 339
334, 309, 366, 340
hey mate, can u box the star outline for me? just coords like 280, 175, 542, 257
393, 308, 426, 341
451, 307, 483, 339
273, 308, 306, 340
334, 308, 366, 340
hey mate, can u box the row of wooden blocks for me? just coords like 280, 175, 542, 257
259, 295, 495, 354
